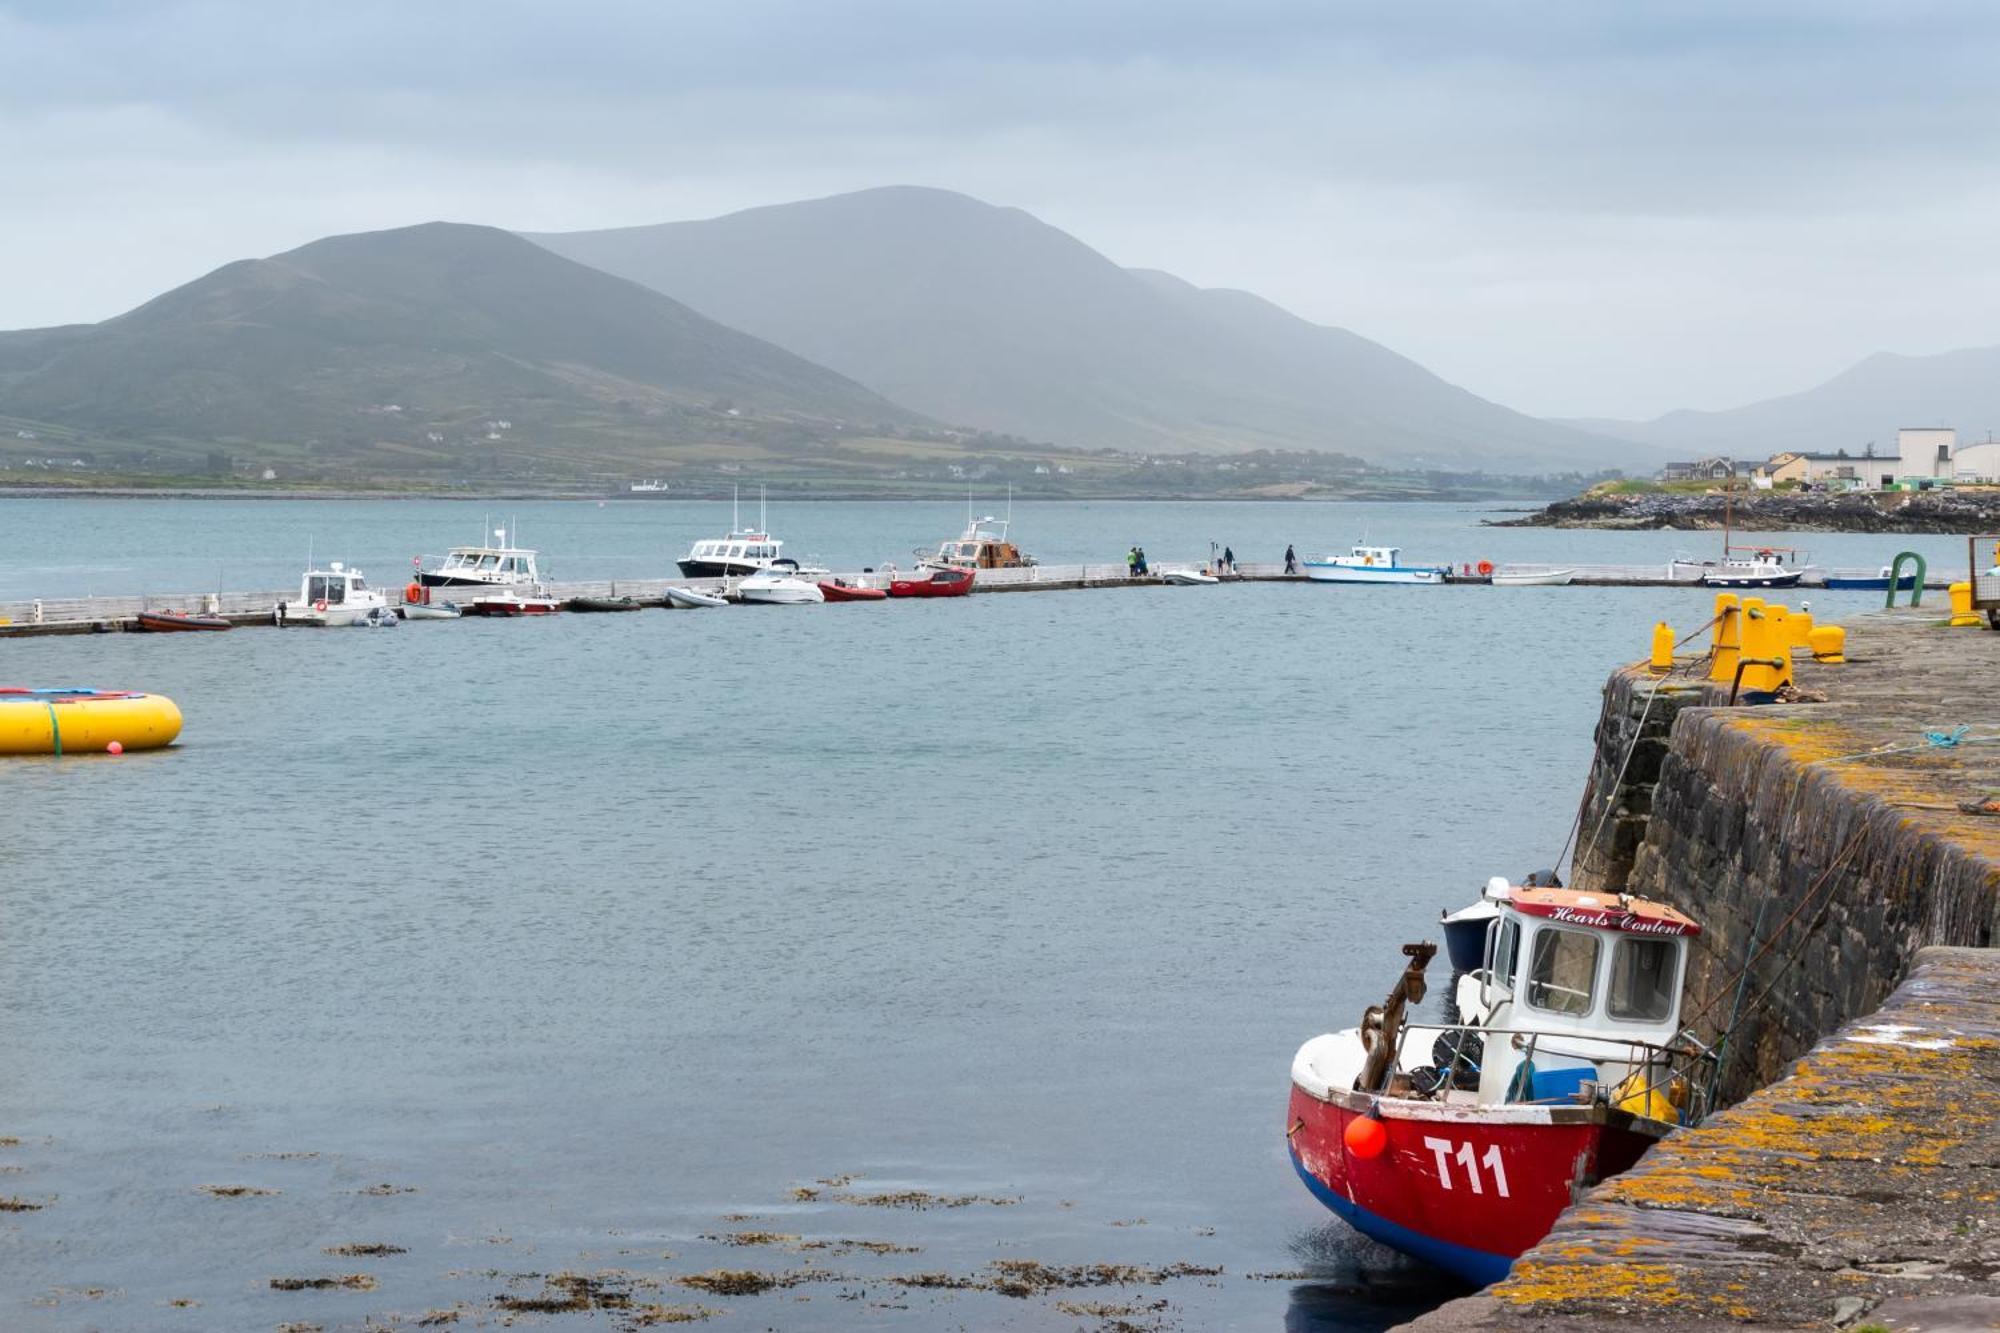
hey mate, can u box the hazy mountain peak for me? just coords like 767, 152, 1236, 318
529, 188, 1632, 472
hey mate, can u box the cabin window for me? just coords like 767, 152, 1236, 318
352, 577, 367, 591
1526, 925, 1600, 1016
727, 545, 744, 559
1492, 917, 1520, 989
1608, 938, 1680, 1022
477, 554, 499, 570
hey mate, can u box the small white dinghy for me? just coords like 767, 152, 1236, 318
1491, 568, 1575, 587
667, 585, 729, 609
398, 601, 462, 620
1160, 568, 1220, 585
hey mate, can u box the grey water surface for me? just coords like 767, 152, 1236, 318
0, 500, 1938, 1330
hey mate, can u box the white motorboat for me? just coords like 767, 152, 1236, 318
1667, 492, 1812, 588
677, 486, 807, 578
397, 601, 462, 620
287, 562, 391, 626
1302, 544, 1447, 585
1490, 568, 1576, 587
418, 523, 544, 590
666, 586, 729, 609
1160, 568, 1220, 585
736, 569, 825, 605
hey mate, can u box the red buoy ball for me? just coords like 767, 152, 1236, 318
1344, 1113, 1387, 1159
106, 741, 124, 756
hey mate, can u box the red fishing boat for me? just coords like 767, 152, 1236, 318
1288, 879, 1713, 1286
133, 610, 232, 632
888, 567, 974, 598
818, 579, 887, 602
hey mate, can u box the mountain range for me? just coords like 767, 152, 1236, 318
1566, 346, 2000, 459
528, 186, 1629, 474
9, 185, 1995, 486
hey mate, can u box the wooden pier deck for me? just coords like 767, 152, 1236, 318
0, 560, 1953, 637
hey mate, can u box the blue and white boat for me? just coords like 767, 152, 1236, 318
1821, 565, 1918, 591
1302, 544, 1448, 585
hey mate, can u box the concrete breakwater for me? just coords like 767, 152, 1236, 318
1411, 613, 1999, 1329
0, 560, 1954, 636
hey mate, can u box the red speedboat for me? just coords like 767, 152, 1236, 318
818, 579, 887, 602
888, 567, 974, 598
134, 610, 232, 632
1288, 880, 1713, 1286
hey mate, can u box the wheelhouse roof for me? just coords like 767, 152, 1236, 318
1506, 885, 1701, 937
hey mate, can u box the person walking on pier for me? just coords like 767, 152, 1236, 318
1135, 546, 1149, 576
1222, 545, 1236, 575
1126, 546, 1140, 578
1284, 544, 1298, 575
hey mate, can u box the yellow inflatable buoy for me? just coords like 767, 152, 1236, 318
0, 688, 183, 755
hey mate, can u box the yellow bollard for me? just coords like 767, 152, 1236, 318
1650, 621, 1675, 673
1709, 593, 1741, 682
1739, 609, 1770, 692
1809, 625, 1846, 663
1948, 581, 1981, 627
1787, 609, 1815, 650
1766, 604, 1792, 650
1739, 609, 1793, 694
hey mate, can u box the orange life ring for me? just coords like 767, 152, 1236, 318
1476, 560, 1495, 576
314, 599, 328, 612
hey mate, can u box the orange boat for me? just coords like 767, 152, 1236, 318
818, 579, 887, 602
134, 610, 231, 632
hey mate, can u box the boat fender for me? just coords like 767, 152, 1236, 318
1476, 559, 1495, 576
1343, 1111, 1387, 1159
405, 582, 423, 604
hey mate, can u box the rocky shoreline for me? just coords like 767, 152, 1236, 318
1492, 486, 2000, 532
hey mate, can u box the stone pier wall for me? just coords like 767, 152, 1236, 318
1569, 617, 1999, 1100
1406, 613, 2000, 1329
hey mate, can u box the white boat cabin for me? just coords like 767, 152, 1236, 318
432, 546, 541, 582
686, 533, 784, 566
300, 563, 371, 607
1335, 544, 1403, 568
1456, 880, 1699, 1114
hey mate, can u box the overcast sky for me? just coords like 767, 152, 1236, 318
5, 0, 1999, 419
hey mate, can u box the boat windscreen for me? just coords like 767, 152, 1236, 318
1526, 926, 1599, 1016
1608, 937, 1679, 1022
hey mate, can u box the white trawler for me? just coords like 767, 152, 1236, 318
288, 562, 391, 627
676, 486, 808, 579
416, 523, 544, 590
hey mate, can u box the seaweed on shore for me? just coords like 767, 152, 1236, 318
324, 1242, 407, 1257
197, 1184, 276, 1198
830, 1188, 1020, 1210
269, 1274, 376, 1292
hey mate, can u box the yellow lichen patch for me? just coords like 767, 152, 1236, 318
1497, 1257, 1684, 1308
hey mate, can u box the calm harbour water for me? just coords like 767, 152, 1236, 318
0, 499, 1957, 1330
